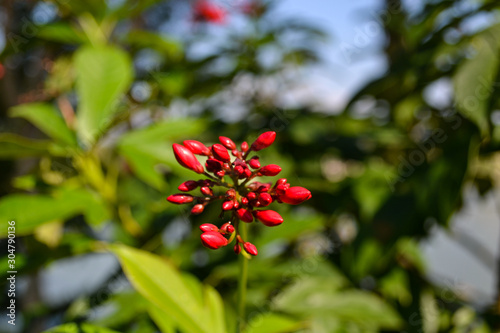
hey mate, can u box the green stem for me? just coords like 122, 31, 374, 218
236, 221, 248, 333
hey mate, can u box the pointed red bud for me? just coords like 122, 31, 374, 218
173, 144, 204, 174
248, 157, 261, 169
183, 140, 211, 155
236, 208, 253, 222
259, 164, 281, 176
222, 201, 234, 211
178, 180, 199, 192
280, 187, 312, 205
251, 131, 276, 151
201, 231, 228, 249
200, 186, 213, 196
254, 210, 283, 227
200, 223, 219, 232
212, 144, 231, 162
191, 204, 205, 215
243, 242, 258, 256
241, 141, 249, 152
276, 178, 287, 186
244, 169, 252, 178
219, 136, 236, 150
216, 170, 225, 178
167, 194, 194, 204
234, 244, 241, 254
241, 197, 249, 205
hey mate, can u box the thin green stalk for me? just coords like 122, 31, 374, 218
236, 221, 248, 333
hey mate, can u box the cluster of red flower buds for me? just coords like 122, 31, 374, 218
167, 131, 312, 257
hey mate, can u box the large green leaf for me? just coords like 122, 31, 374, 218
44, 323, 120, 333
118, 119, 207, 189
10, 103, 77, 147
110, 244, 227, 333
74, 45, 132, 145
0, 188, 109, 237
454, 25, 500, 137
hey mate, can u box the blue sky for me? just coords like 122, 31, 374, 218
274, 0, 387, 110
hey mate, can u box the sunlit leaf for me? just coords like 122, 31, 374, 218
74, 45, 133, 145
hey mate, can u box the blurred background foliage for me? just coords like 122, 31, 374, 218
0, 0, 500, 332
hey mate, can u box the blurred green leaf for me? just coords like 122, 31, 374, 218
10, 103, 77, 147
0, 133, 56, 158
0, 188, 109, 237
149, 303, 176, 333
74, 45, 132, 144
38, 23, 87, 44
274, 282, 403, 330
118, 119, 207, 189
453, 25, 500, 137
353, 160, 395, 221
244, 313, 303, 333
44, 323, 120, 333
110, 244, 227, 333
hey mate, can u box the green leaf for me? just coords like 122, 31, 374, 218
453, 25, 500, 137
0, 133, 54, 158
0, 188, 109, 237
244, 313, 303, 333
38, 23, 87, 44
110, 244, 227, 333
353, 159, 394, 221
118, 119, 207, 189
44, 323, 120, 333
10, 103, 77, 146
74, 45, 132, 145
149, 303, 177, 333
273, 283, 403, 330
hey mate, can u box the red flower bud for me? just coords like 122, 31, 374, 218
178, 180, 198, 192
220, 222, 234, 234
259, 164, 281, 176
200, 223, 219, 232
243, 242, 258, 256
216, 170, 225, 177
206, 158, 223, 172
193, 0, 226, 24
183, 140, 211, 156
247, 192, 257, 201
258, 193, 273, 206
167, 194, 194, 204
248, 157, 261, 169
241, 141, 249, 152
280, 186, 312, 205
234, 244, 241, 254
251, 131, 276, 151
200, 186, 213, 196
222, 200, 234, 210
201, 231, 228, 249
212, 144, 231, 162
219, 136, 236, 150
244, 169, 252, 178
191, 204, 205, 215
236, 208, 253, 222
276, 178, 287, 186
254, 210, 283, 227
173, 144, 204, 174
241, 197, 249, 205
